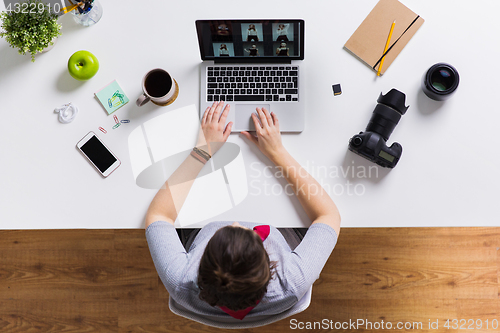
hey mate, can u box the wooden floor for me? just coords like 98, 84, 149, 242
0, 228, 498, 332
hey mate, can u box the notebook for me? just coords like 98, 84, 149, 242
344, 0, 424, 75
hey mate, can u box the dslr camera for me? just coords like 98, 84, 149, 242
348, 89, 409, 168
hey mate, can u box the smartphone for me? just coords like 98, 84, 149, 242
77, 132, 121, 177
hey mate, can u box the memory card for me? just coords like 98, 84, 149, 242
332, 84, 342, 96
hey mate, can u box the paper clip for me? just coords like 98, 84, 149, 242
108, 90, 126, 108
99, 127, 107, 134
113, 115, 119, 124
120, 119, 130, 123
112, 123, 121, 129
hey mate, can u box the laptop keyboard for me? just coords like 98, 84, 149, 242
206, 66, 299, 102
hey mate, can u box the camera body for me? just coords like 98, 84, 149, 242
348, 89, 409, 168
349, 132, 403, 168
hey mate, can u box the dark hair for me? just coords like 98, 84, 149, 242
198, 226, 276, 311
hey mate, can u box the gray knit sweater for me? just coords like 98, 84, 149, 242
146, 221, 337, 318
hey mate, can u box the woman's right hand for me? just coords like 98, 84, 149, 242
241, 107, 286, 162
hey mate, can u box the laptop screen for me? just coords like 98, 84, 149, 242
196, 19, 304, 62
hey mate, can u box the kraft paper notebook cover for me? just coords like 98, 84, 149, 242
344, 0, 424, 75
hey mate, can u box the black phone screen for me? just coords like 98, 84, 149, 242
80, 136, 117, 173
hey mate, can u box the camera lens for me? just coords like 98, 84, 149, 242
422, 63, 459, 101
431, 68, 454, 91
366, 105, 402, 141
365, 89, 408, 141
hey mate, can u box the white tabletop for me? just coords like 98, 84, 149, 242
1, 0, 499, 229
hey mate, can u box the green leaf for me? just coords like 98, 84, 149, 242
0, 0, 62, 62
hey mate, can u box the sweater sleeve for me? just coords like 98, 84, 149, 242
145, 221, 188, 296
283, 223, 338, 300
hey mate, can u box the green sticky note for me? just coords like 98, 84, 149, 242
95, 80, 129, 115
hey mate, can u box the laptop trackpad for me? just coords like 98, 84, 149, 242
235, 104, 270, 131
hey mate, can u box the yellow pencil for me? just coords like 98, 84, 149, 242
60, 2, 83, 14
377, 20, 396, 76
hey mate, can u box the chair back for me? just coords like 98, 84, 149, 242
168, 286, 313, 329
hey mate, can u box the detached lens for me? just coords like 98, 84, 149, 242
431, 69, 454, 91
422, 63, 459, 101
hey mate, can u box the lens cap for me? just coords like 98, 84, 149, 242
377, 89, 409, 115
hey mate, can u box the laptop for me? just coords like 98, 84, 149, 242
196, 19, 305, 132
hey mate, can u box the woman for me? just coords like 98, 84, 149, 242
219, 44, 230, 57
276, 23, 289, 42
145, 101, 340, 321
247, 24, 259, 42
244, 44, 259, 57
276, 42, 289, 56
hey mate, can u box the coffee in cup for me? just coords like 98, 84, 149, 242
136, 68, 179, 106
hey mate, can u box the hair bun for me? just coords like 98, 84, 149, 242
214, 269, 231, 288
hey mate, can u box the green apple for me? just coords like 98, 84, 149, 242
68, 50, 99, 80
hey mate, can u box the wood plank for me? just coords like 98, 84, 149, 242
0, 249, 116, 300
338, 227, 500, 249
0, 230, 114, 250
448, 228, 500, 248
317, 247, 498, 299
118, 299, 165, 332
113, 229, 147, 251
284, 299, 458, 333
0, 300, 118, 332
456, 300, 500, 332
111, 231, 159, 300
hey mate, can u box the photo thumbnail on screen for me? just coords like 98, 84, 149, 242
243, 43, 262, 57
241, 23, 263, 42
210, 21, 233, 42
272, 23, 294, 42
213, 43, 235, 57
274, 42, 294, 56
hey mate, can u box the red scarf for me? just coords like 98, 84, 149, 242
218, 225, 270, 320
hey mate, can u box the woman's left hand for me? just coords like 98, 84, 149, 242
197, 101, 233, 155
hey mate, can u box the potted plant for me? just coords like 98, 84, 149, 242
0, 0, 62, 62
